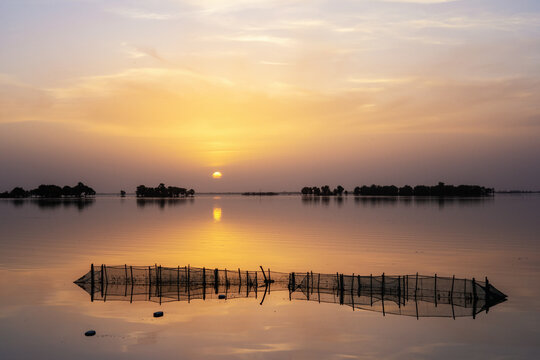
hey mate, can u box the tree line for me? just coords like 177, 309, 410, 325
301, 185, 346, 196
302, 182, 494, 197
136, 183, 195, 197
0, 182, 96, 198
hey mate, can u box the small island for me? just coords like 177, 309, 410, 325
241, 192, 279, 196
301, 185, 346, 196
0, 182, 96, 198
301, 182, 494, 197
136, 183, 195, 197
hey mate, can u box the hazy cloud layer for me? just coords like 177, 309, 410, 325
1, 0, 539, 191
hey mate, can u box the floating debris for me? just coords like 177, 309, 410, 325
74, 264, 507, 319
84, 330, 96, 336
153, 311, 163, 318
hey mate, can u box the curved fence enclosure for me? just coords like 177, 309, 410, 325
74, 265, 507, 319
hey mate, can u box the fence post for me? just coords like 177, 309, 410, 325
415, 273, 418, 298
370, 274, 373, 306
398, 275, 401, 308
434, 274, 437, 307
238, 268, 241, 293
90, 264, 94, 302
159, 265, 162, 305
351, 273, 355, 311
103, 265, 108, 302
203, 267, 206, 300
406, 275, 409, 302
124, 265, 128, 297
100, 264, 104, 298
485, 276, 490, 313
317, 273, 321, 303
450, 275, 455, 302
148, 266, 151, 301
214, 268, 219, 294
381, 273, 385, 316
339, 273, 344, 305
306, 271, 310, 300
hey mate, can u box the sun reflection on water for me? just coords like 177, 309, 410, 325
213, 207, 222, 222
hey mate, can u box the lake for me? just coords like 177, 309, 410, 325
0, 194, 539, 359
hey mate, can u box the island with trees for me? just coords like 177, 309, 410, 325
136, 183, 195, 197
301, 185, 346, 196
0, 182, 96, 198
301, 182, 494, 197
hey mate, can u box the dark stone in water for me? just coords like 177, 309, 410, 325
153, 311, 164, 317
218, 294, 226, 299
85, 330, 96, 336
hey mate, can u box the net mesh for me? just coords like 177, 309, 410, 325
75, 265, 506, 318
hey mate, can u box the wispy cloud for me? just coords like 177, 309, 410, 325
259, 61, 289, 66
106, 7, 177, 20
221, 35, 294, 46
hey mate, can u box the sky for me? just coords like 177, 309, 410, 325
1, 0, 539, 192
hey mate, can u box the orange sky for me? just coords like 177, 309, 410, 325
1, 0, 539, 191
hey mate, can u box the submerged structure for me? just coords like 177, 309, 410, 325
74, 265, 507, 319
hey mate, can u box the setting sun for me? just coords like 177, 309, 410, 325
212, 171, 222, 179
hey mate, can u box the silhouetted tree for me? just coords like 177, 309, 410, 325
120, 190, 126, 197
9, 187, 28, 198
321, 185, 332, 196
399, 185, 414, 196
136, 183, 195, 198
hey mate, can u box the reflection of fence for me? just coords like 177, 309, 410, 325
74, 265, 507, 319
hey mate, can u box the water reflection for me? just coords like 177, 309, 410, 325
301, 196, 493, 208
213, 207, 222, 222
1, 198, 95, 211
75, 265, 507, 320
136, 198, 195, 208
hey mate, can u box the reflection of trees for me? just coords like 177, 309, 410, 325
5, 198, 95, 211
136, 198, 194, 208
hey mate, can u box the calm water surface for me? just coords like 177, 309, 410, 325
0, 195, 539, 359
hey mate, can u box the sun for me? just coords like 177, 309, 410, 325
212, 171, 222, 179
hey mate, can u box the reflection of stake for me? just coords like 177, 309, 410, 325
260, 284, 268, 305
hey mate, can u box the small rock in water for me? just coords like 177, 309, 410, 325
85, 330, 96, 337
218, 294, 226, 299
153, 311, 164, 318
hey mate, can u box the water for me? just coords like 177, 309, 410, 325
0, 195, 539, 359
